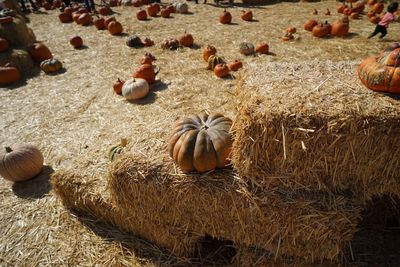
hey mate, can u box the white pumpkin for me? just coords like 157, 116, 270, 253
122, 78, 149, 100
173, 2, 188, 14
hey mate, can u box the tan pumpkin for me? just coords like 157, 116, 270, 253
214, 63, 230, 78
0, 144, 44, 182
0, 65, 20, 85
0, 38, 9, 52
108, 21, 123, 35
122, 78, 149, 100
168, 113, 233, 173
203, 45, 217, 62
219, 9, 232, 24
113, 78, 125, 94
28, 43, 53, 63
132, 64, 158, 84
179, 32, 194, 47
40, 59, 62, 74
241, 10, 253, 21
255, 43, 269, 54
173, 2, 188, 14
228, 60, 243, 71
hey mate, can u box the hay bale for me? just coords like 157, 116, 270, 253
231, 60, 400, 202
52, 154, 363, 262
0, 48, 34, 74
0, 16, 36, 47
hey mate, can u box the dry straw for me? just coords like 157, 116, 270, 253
231, 60, 400, 203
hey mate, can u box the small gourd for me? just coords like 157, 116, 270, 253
40, 59, 63, 74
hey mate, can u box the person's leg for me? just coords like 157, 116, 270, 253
368, 25, 381, 39
379, 26, 388, 39
89, 0, 95, 11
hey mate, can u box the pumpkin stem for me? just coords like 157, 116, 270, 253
5, 146, 12, 153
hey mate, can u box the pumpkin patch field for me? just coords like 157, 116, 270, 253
1, 0, 400, 266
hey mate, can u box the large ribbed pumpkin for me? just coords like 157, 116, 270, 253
0, 144, 44, 182
168, 113, 232, 173
358, 44, 400, 93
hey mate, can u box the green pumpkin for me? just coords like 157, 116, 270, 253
40, 59, 62, 74
207, 55, 225, 70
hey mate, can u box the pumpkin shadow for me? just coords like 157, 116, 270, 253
46, 67, 67, 76
118, 32, 130, 37
1, 79, 28, 90
127, 91, 157, 105
190, 43, 201, 50
343, 32, 359, 39
12, 165, 54, 199
150, 80, 169, 92
181, 11, 195, 15
76, 45, 89, 50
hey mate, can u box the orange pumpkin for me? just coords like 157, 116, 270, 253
132, 64, 158, 84
0, 65, 20, 85
104, 16, 116, 28
352, 2, 365, 13
337, 4, 348, 13
136, 9, 147, 20
179, 32, 194, 47
372, 2, 384, 14
140, 52, 156, 65
160, 8, 171, 18
286, 27, 296, 34
228, 60, 243, 71
168, 113, 233, 173
78, 13, 92, 26
166, 5, 175, 13
72, 12, 81, 23
219, 9, 232, 24
304, 19, 318, 31
369, 15, 381, 24
312, 23, 329, 38
214, 63, 230, 78
28, 43, 53, 63
59, 12, 72, 23
202, 45, 217, 62
64, 7, 74, 14
99, 6, 112, 16
350, 12, 359, 19
255, 43, 269, 54
70, 36, 83, 49
367, 11, 376, 18
343, 7, 352, 16
241, 10, 253, 21
358, 45, 400, 93
108, 21, 123, 35
147, 3, 160, 17
0, 38, 9, 53
331, 19, 349, 37
282, 32, 295, 41
93, 17, 105, 30
113, 78, 125, 94
367, 0, 377, 6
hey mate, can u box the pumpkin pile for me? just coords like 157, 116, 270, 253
202, 45, 242, 78
304, 17, 350, 38
366, 0, 385, 24
168, 112, 233, 173
282, 27, 297, 41
358, 42, 400, 94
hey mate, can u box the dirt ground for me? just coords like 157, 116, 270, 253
1, 0, 399, 266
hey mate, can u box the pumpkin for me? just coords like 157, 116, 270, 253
367, 11, 376, 18
108, 21, 123, 35
166, 4, 176, 13
126, 35, 143, 48
179, 32, 194, 47
228, 60, 243, 71
312, 9, 318, 15
312, 23, 329, 38
367, 0, 377, 6
286, 27, 296, 34
256, 43, 269, 54
0, 144, 44, 182
136, 9, 147, 20
104, 16, 116, 28
109, 138, 128, 161
343, 7, 352, 16
0, 65, 20, 85
59, 12, 72, 23
350, 12, 359, 19
369, 15, 381, 24
241, 10, 253, 21
70, 36, 83, 49
214, 63, 229, 78
132, 0, 141, 7
161, 38, 180, 50
147, 3, 160, 17
358, 45, 400, 93
140, 52, 156, 65
40, 58, 62, 74
77, 7, 89, 14
43, 2, 51, 10
203, 45, 217, 62
122, 78, 149, 100
219, 9, 232, 24
168, 113, 233, 173
0, 38, 9, 52
142, 37, 155, 47
52, 0, 62, 8
304, 19, 318, 31
64, 7, 74, 14
132, 64, 158, 84
322, 21, 332, 34
79, 13, 92, 26
337, 4, 347, 13
325, 8, 331, 15
207, 55, 225, 70
160, 8, 171, 18
72, 12, 81, 23
239, 42, 255, 56
113, 78, 125, 94
99, 6, 112, 16
331, 19, 349, 37
28, 43, 53, 63
174, 2, 188, 14
93, 17, 106, 30
282, 32, 295, 41
372, 3, 384, 14
352, 2, 365, 13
